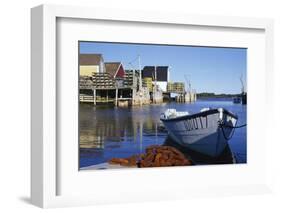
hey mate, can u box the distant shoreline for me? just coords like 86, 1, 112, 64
197, 93, 241, 99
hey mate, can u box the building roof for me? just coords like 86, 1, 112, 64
105, 62, 122, 77
79, 54, 103, 66
142, 66, 169, 82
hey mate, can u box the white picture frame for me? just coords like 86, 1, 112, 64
31, 4, 274, 208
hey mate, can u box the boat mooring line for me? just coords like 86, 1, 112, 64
219, 122, 247, 141
222, 123, 247, 129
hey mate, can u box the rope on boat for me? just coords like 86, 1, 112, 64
218, 121, 247, 141
222, 123, 247, 129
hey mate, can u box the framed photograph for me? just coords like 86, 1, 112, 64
31, 4, 274, 208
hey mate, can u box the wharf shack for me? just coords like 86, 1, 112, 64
142, 66, 169, 103
176, 90, 197, 103
79, 54, 150, 106
79, 54, 105, 76
167, 82, 197, 103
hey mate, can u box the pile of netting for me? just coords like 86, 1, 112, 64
108, 145, 192, 168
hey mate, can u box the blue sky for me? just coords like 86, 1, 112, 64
79, 41, 247, 94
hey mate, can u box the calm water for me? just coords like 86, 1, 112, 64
79, 98, 247, 168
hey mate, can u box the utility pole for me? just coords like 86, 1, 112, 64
154, 65, 157, 87
129, 63, 136, 88
138, 55, 142, 90
184, 75, 191, 92
154, 66, 157, 103
184, 75, 191, 102
138, 55, 142, 106
129, 62, 136, 105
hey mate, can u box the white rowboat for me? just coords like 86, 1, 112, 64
160, 108, 238, 157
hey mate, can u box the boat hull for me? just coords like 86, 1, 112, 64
161, 109, 237, 157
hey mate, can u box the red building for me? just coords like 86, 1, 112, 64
105, 62, 125, 78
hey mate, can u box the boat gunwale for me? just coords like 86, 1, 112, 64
160, 108, 238, 122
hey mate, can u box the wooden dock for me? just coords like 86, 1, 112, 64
79, 71, 154, 106
79, 71, 196, 106
175, 91, 197, 103
80, 87, 134, 106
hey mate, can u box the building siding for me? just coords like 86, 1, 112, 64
115, 65, 125, 78
80, 65, 99, 76
156, 82, 168, 92
142, 66, 169, 82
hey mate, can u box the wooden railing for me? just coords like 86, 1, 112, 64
79, 95, 94, 102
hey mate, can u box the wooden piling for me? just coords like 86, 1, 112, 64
106, 90, 108, 102
115, 89, 118, 106
93, 89, 96, 105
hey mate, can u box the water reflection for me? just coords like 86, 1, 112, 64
163, 136, 234, 165
79, 100, 246, 168
80, 104, 166, 148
